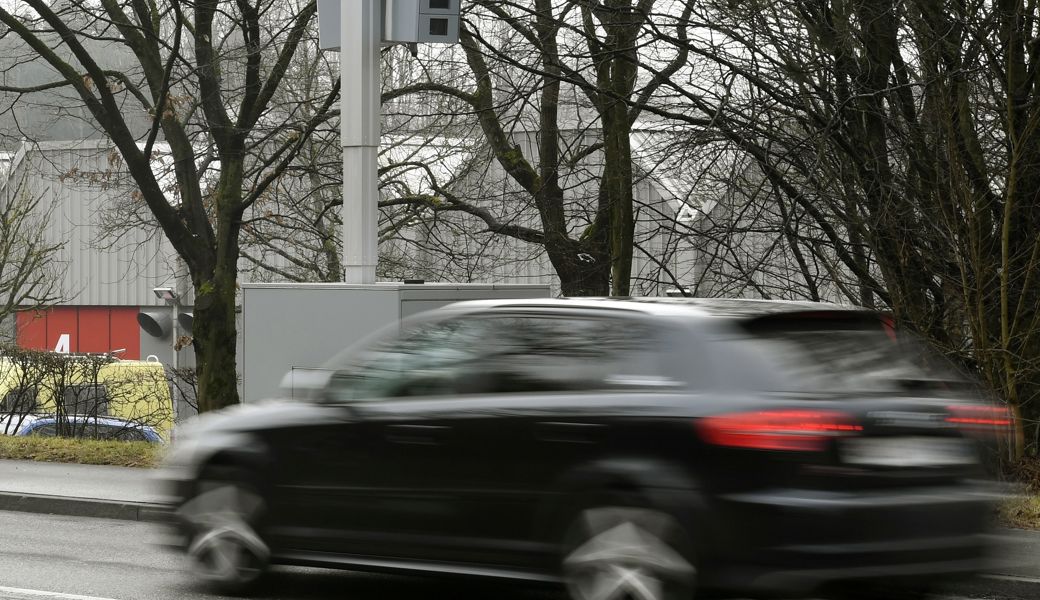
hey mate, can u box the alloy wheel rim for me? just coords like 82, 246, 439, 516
181, 483, 269, 586
190, 526, 266, 584
563, 508, 696, 600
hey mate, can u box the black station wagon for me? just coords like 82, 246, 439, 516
159, 298, 1009, 600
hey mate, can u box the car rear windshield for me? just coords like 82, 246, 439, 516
738, 312, 974, 394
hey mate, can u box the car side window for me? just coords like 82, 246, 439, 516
1, 386, 38, 414
30, 424, 57, 437
61, 385, 109, 416
473, 315, 676, 393
98, 424, 146, 442
325, 317, 490, 402
119, 428, 148, 442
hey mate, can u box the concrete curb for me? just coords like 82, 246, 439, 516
0, 491, 169, 522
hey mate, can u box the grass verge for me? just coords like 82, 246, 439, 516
0, 435, 163, 468
1002, 456, 1040, 530
1001, 494, 1040, 530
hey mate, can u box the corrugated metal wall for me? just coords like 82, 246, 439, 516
1, 141, 180, 307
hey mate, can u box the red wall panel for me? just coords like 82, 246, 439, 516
46, 309, 78, 352
76, 307, 111, 354
15, 307, 142, 359
109, 307, 141, 359
15, 311, 47, 349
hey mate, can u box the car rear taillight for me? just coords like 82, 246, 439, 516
946, 405, 1012, 435
697, 410, 863, 451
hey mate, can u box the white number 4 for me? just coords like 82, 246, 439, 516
53, 333, 70, 354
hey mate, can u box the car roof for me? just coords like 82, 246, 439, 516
21, 415, 154, 430
441, 297, 871, 320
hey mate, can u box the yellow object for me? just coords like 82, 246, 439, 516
0, 355, 173, 439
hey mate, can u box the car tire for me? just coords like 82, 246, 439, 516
179, 471, 270, 595
561, 505, 698, 600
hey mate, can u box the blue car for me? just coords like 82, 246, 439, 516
11, 415, 163, 443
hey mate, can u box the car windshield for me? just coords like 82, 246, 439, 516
738, 314, 975, 394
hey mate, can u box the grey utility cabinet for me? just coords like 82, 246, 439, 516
239, 282, 551, 402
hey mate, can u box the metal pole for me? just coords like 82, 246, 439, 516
170, 299, 179, 422
341, 0, 381, 284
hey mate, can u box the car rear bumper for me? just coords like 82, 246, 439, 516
702, 483, 1007, 596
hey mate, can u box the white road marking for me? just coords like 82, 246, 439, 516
0, 585, 123, 600
982, 573, 1040, 584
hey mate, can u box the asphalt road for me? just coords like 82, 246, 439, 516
0, 511, 1032, 600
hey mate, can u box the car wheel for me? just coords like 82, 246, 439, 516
179, 474, 269, 595
561, 506, 697, 600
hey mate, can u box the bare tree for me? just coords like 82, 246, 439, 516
379, 1, 694, 296
0, 0, 338, 411
0, 345, 50, 433
631, 0, 1040, 451
0, 171, 65, 332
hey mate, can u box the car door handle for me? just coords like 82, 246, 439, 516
535, 421, 605, 444
385, 424, 452, 445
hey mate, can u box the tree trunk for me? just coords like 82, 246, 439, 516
191, 172, 243, 412
604, 107, 635, 296
191, 265, 240, 412
546, 236, 610, 296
